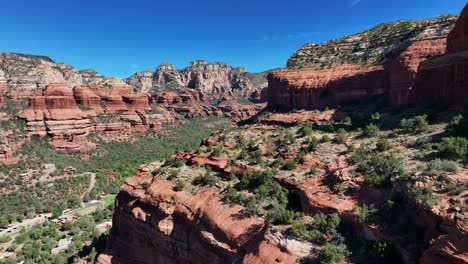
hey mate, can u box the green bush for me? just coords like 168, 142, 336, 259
318, 243, 350, 264
211, 146, 223, 157
376, 138, 392, 152
305, 136, 320, 152
192, 173, 218, 186
428, 159, 458, 173
355, 152, 405, 187
173, 180, 185, 192
363, 123, 380, 137
437, 137, 468, 161
400, 115, 429, 133
300, 122, 313, 137
321, 135, 332, 143
333, 128, 348, 144
353, 204, 370, 223
283, 160, 298, 171
410, 186, 437, 209
141, 182, 151, 190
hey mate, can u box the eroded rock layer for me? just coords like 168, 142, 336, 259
0, 70, 7, 107
96, 167, 301, 264
16, 83, 156, 153
410, 4, 468, 105
268, 16, 456, 110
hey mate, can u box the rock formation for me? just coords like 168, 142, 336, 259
287, 16, 457, 69
268, 15, 457, 110
17, 83, 156, 153
96, 166, 304, 264
126, 61, 268, 96
0, 53, 83, 95
410, 4, 468, 105
0, 70, 7, 107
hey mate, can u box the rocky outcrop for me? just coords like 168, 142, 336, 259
0, 70, 7, 107
410, 4, 468, 105
447, 4, 468, 52
0, 53, 83, 95
269, 15, 457, 110
17, 83, 155, 153
96, 166, 303, 264
288, 16, 457, 69
126, 61, 267, 96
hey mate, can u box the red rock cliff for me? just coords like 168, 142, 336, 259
268, 38, 447, 110
447, 4, 468, 52
0, 70, 6, 107
96, 167, 304, 264
411, 4, 468, 105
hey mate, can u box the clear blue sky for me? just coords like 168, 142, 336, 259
1, 0, 465, 78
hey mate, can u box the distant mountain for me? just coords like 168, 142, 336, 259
126, 60, 269, 96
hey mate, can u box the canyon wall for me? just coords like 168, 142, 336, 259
0, 70, 6, 107
410, 4, 468, 105
96, 166, 305, 264
268, 16, 457, 110
16, 82, 156, 153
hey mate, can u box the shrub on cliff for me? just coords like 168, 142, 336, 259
428, 159, 458, 173
173, 180, 185, 192
363, 123, 380, 137
410, 186, 437, 209
192, 173, 218, 186
333, 128, 348, 144
304, 136, 320, 152
399, 115, 429, 133
355, 152, 405, 187
318, 243, 350, 264
376, 138, 392, 152
436, 137, 468, 162
283, 160, 298, 171
300, 122, 313, 137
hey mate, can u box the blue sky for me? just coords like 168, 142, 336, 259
0, 0, 465, 78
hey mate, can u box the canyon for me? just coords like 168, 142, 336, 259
1, 4, 468, 264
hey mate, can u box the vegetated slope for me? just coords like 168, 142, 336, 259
287, 15, 457, 69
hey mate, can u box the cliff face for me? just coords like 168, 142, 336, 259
126, 61, 268, 96
0, 70, 6, 107
96, 165, 304, 264
0, 53, 117, 97
0, 53, 83, 95
268, 16, 457, 110
16, 82, 156, 153
288, 16, 457, 69
410, 4, 468, 105
447, 4, 468, 52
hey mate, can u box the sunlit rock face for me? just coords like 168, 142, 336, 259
268, 15, 457, 110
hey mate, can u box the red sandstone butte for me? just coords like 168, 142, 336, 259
411, 4, 468, 105
17, 82, 96, 122
268, 39, 447, 110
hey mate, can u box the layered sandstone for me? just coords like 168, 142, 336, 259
96, 166, 304, 264
410, 4, 468, 105
17, 83, 155, 153
269, 15, 456, 110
